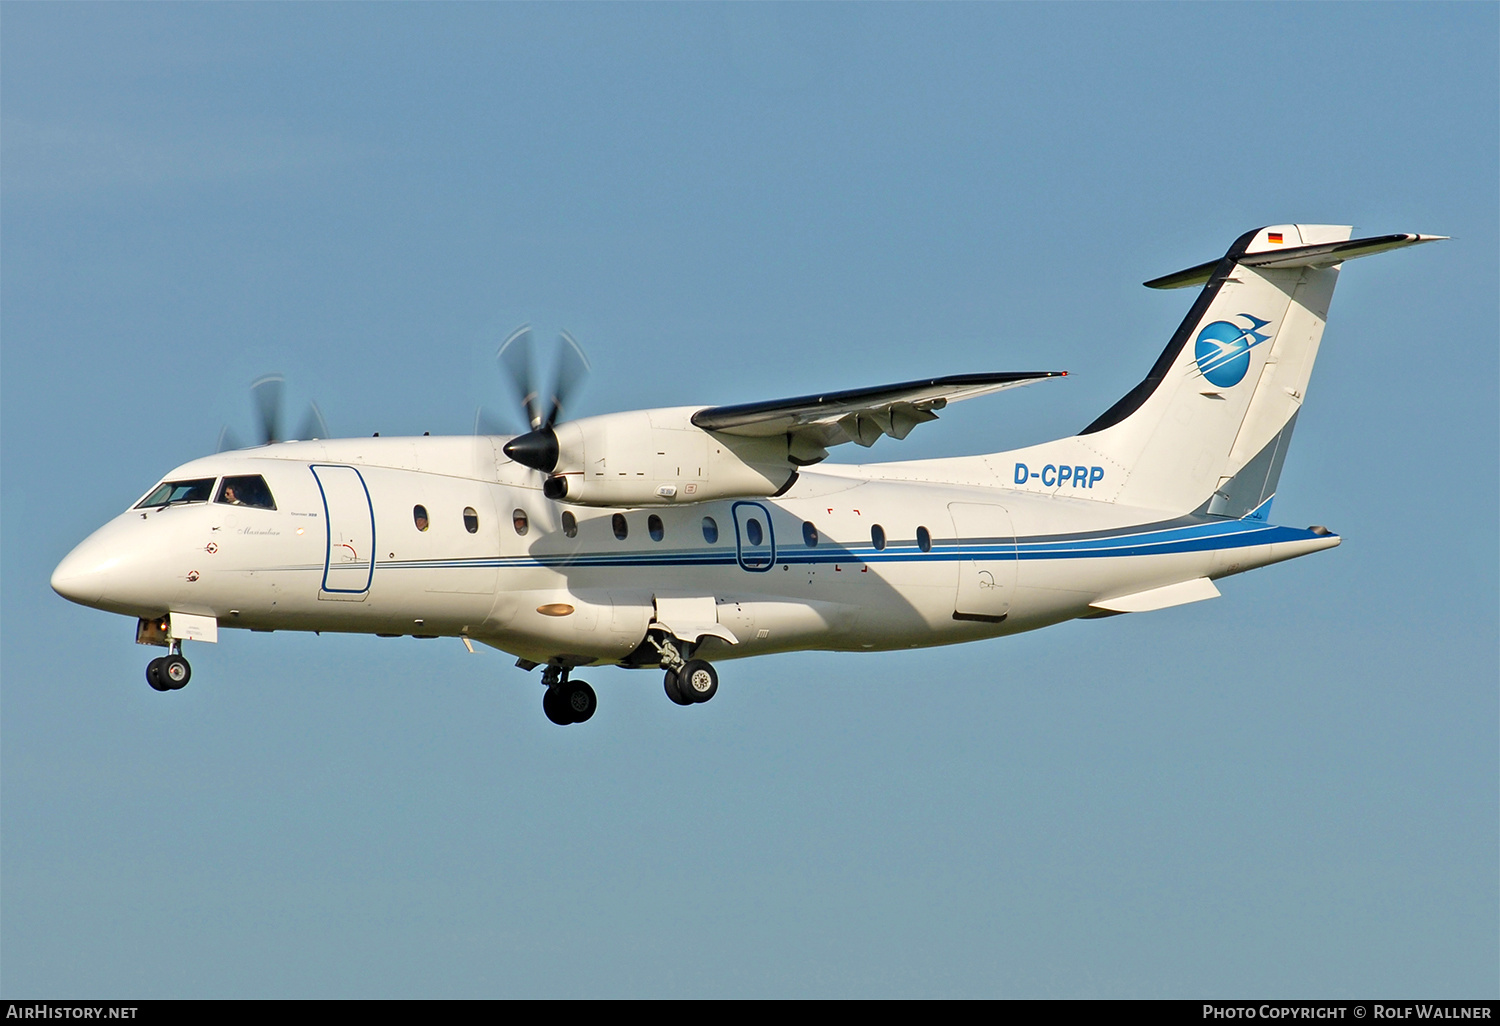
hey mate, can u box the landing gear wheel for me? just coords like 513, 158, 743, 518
677, 659, 718, 703
161, 654, 191, 690
542, 687, 573, 725
146, 658, 171, 692
561, 680, 596, 723
664, 669, 693, 706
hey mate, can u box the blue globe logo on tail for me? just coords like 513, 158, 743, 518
1194, 314, 1272, 387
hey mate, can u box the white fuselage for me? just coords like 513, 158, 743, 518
51, 433, 1338, 669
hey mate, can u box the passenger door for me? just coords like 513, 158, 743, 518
311, 465, 375, 598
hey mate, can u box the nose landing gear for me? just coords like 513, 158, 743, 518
146, 647, 191, 692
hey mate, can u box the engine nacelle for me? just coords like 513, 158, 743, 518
503, 407, 797, 507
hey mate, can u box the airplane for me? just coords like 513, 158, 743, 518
51, 224, 1442, 725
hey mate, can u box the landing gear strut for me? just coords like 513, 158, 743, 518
146, 642, 191, 692
540, 665, 596, 726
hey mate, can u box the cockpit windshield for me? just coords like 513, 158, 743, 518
136, 478, 216, 509
215, 475, 277, 510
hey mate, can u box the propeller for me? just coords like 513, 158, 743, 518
471, 407, 509, 438
217, 373, 329, 452
497, 325, 542, 431
495, 326, 591, 475
496, 325, 591, 432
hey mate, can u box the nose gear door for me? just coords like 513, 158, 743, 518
311, 465, 375, 598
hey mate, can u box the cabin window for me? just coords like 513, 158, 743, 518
917, 526, 932, 553
702, 517, 719, 543
802, 521, 819, 547
648, 514, 665, 542
746, 518, 764, 547
512, 509, 529, 536
871, 524, 886, 551
561, 511, 578, 538
413, 505, 430, 531
214, 475, 277, 510
463, 507, 479, 533
612, 513, 628, 540
136, 478, 215, 509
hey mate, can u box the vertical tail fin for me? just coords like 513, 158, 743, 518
1062, 224, 1442, 516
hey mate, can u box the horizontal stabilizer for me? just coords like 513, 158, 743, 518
1145, 232, 1446, 290
1089, 577, 1220, 613
693, 371, 1065, 460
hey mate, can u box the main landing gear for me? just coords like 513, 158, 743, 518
650, 633, 719, 708
528, 636, 722, 725
664, 659, 718, 706
146, 645, 191, 692
540, 665, 596, 726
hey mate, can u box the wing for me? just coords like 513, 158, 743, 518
691, 371, 1066, 464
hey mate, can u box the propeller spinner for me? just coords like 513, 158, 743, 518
498, 326, 590, 474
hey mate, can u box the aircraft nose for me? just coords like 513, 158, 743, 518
51, 528, 128, 607
52, 542, 108, 606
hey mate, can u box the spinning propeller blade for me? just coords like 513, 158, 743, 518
218, 374, 329, 450
497, 326, 542, 431
251, 373, 285, 444
473, 407, 508, 437
544, 330, 592, 430
497, 326, 592, 472
295, 401, 329, 442
497, 325, 591, 432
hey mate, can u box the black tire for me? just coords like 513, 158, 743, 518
146, 658, 171, 692
542, 687, 573, 726
161, 655, 191, 690
562, 680, 596, 723
663, 669, 693, 706
677, 659, 718, 703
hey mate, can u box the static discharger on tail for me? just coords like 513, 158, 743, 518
52, 225, 1444, 724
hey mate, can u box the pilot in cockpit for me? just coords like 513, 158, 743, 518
215, 475, 275, 510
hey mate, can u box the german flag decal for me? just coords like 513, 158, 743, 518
1267, 232, 1284, 244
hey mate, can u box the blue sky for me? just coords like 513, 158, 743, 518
3, 3, 1495, 998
